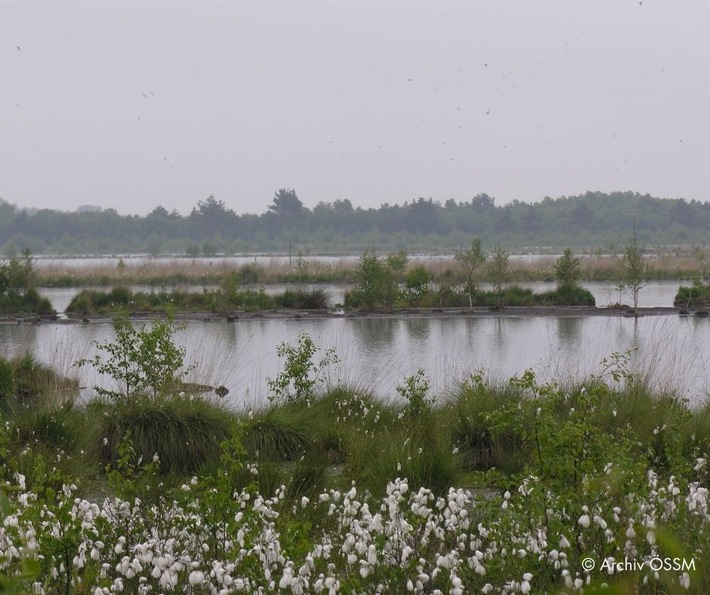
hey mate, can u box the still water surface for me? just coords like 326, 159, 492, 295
1, 280, 708, 408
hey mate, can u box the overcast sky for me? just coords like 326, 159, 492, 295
2, 0, 709, 216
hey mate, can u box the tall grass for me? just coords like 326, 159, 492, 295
3, 342, 710, 499
88, 395, 235, 474
0, 352, 79, 402
0, 357, 13, 398
444, 374, 530, 474
240, 390, 357, 499
347, 422, 459, 497
35, 252, 710, 288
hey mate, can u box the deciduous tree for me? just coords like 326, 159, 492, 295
620, 231, 647, 314
487, 245, 509, 309
455, 238, 486, 308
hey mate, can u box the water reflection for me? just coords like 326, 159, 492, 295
1, 312, 709, 408
404, 317, 430, 343
351, 317, 397, 347
557, 317, 583, 347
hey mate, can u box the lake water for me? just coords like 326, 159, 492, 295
1, 281, 708, 408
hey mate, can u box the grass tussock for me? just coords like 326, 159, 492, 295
0, 352, 79, 402
445, 373, 530, 474
89, 395, 235, 474
233, 360, 710, 497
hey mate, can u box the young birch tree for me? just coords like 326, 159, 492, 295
620, 231, 647, 314
454, 238, 486, 308
487, 245, 509, 310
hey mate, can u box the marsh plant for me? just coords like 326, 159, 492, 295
397, 369, 434, 418
487, 245, 509, 309
75, 315, 191, 403
553, 248, 582, 290
0, 249, 53, 315
674, 279, 710, 310
2, 340, 710, 592
403, 266, 433, 307
73, 315, 232, 473
267, 333, 339, 404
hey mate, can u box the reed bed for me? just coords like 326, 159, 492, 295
34, 251, 709, 289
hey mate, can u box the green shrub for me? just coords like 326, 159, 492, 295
536, 285, 596, 306
267, 334, 339, 404
397, 369, 433, 418
553, 248, 582, 289
348, 249, 402, 311
0, 251, 47, 314
403, 265, 432, 306
273, 287, 331, 310
675, 279, 710, 309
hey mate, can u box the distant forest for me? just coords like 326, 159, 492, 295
1, 190, 708, 256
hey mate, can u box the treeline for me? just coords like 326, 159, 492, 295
1, 189, 709, 255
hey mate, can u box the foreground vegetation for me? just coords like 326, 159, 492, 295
1, 320, 710, 592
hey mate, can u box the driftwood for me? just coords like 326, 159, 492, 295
177, 382, 230, 397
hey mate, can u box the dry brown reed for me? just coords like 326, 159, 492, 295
34, 252, 707, 287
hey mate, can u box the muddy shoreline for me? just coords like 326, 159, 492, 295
3, 305, 698, 325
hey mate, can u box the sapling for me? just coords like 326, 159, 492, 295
620, 230, 647, 314
454, 238, 486, 308
74, 315, 191, 403
267, 333, 339, 404
397, 369, 434, 417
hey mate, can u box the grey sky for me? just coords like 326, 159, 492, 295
2, 0, 708, 216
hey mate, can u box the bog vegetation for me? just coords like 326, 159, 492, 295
61, 246, 601, 317
5, 239, 710, 317
0, 321, 709, 592
0, 250, 54, 316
